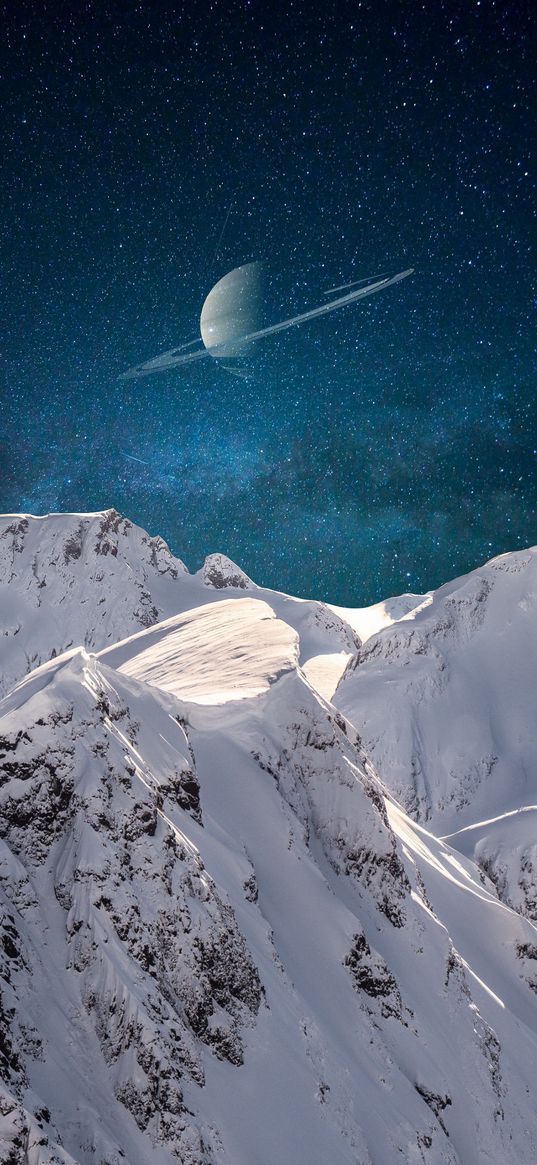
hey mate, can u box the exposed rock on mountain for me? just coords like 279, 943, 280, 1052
200, 553, 252, 590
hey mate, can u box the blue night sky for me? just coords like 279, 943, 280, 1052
1, 1, 535, 603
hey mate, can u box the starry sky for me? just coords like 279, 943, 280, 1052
1, 0, 535, 604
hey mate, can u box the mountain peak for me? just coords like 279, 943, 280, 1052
200, 552, 254, 589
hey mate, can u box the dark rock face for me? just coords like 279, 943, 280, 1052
415, 1084, 452, 1136
63, 520, 91, 564
344, 933, 407, 1023
0, 711, 75, 862
201, 554, 252, 590
94, 510, 131, 557
252, 685, 411, 929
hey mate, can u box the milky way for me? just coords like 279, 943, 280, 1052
1, 2, 534, 603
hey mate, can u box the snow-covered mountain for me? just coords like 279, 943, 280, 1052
0, 511, 358, 700
2, 511, 537, 1165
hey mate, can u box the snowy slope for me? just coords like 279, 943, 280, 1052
3, 513, 537, 1163
329, 591, 432, 644
334, 547, 537, 829
4, 641, 537, 1164
102, 597, 299, 704
334, 547, 537, 923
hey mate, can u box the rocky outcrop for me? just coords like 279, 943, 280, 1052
200, 553, 253, 590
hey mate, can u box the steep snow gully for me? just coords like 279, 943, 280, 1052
1, 510, 537, 1164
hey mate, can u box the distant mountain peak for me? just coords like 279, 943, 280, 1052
200, 552, 253, 589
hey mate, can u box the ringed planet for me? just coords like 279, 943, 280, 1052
120, 261, 414, 379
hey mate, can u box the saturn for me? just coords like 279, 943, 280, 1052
119, 261, 414, 379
